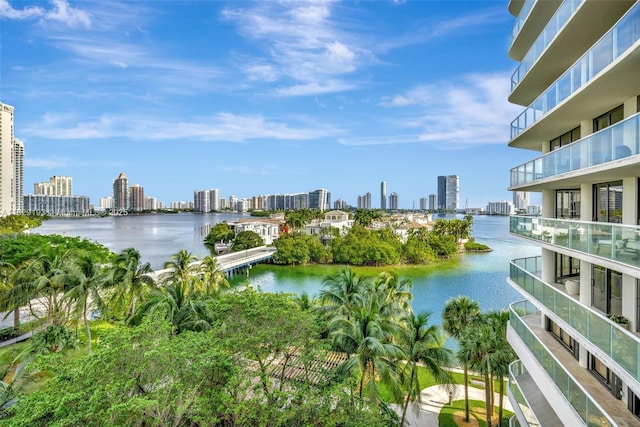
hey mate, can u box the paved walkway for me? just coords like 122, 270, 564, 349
391, 384, 514, 426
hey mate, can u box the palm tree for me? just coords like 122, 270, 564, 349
483, 310, 515, 424
330, 289, 403, 404
197, 255, 229, 296
457, 324, 496, 427
129, 283, 212, 334
161, 249, 199, 290
320, 267, 369, 318
7, 247, 69, 326
442, 296, 481, 423
64, 250, 108, 354
374, 271, 413, 319
108, 248, 155, 320
398, 312, 453, 426
0, 261, 19, 330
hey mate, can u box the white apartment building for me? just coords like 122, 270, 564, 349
506, 1, 640, 425
0, 102, 22, 216
12, 138, 24, 214
486, 201, 515, 216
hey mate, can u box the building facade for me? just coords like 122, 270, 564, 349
389, 192, 399, 210
445, 175, 459, 211
129, 184, 145, 212
112, 172, 129, 211
506, 2, 640, 425
428, 193, 437, 211
380, 181, 387, 210
358, 192, 372, 209
513, 190, 530, 211
0, 102, 21, 216
23, 195, 90, 216
485, 200, 514, 216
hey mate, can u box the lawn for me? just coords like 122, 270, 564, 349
439, 399, 513, 427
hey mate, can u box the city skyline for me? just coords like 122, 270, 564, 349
2, 0, 536, 209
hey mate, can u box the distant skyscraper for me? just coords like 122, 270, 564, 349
129, 184, 145, 212
513, 191, 530, 210
334, 198, 347, 210
419, 197, 428, 210
0, 102, 15, 216
389, 192, 399, 210
50, 176, 72, 196
380, 181, 387, 210
194, 189, 210, 213
99, 197, 113, 209
12, 138, 24, 214
357, 192, 372, 209
209, 188, 220, 211
437, 176, 447, 211
446, 175, 460, 211
308, 189, 329, 211
112, 172, 129, 211
428, 194, 436, 210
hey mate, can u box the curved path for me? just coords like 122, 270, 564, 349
391, 384, 514, 426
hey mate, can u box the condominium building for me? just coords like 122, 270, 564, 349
389, 192, 399, 211
380, 181, 387, 210
112, 172, 129, 211
34, 176, 73, 197
0, 102, 22, 216
506, 1, 640, 426
129, 184, 145, 212
486, 201, 514, 216
428, 194, 436, 211
513, 190, 530, 211
437, 175, 459, 211
420, 197, 428, 211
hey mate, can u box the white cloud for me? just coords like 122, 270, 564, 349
344, 72, 520, 148
22, 112, 342, 142
0, 0, 90, 28
25, 156, 71, 169
222, 1, 368, 96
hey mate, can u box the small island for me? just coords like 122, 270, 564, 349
205, 209, 490, 267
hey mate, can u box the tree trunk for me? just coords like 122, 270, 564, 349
484, 372, 492, 427
83, 299, 92, 355
498, 377, 504, 425
13, 308, 19, 330
463, 363, 470, 422
401, 365, 417, 426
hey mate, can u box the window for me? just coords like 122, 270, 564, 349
589, 353, 623, 399
592, 265, 623, 316
556, 189, 581, 219
550, 126, 581, 151
547, 318, 579, 360
594, 105, 624, 132
556, 253, 580, 281
594, 181, 623, 223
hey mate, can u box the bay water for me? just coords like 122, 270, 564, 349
33, 213, 540, 323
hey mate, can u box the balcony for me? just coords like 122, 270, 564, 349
509, 300, 616, 426
510, 256, 640, 384
510, 2, 640, 141
509, 0, 562, 61
511, 0, 584, 92
510, 216, 640, 271
509, 112, 640, 189
508, 360, 545, 427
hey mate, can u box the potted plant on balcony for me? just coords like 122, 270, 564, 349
607, 313, 630, 330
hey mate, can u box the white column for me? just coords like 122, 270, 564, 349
622, 274, 636, 332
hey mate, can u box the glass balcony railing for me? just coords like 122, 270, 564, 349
508, 360, 541, 427
510, 256, 640, 382
510, 2, 640, 139
510, 112, 640, 187
510, 300, 615, 426
511, 0, 584, 90
511, 0, 536, 41
510, 216, 640, 270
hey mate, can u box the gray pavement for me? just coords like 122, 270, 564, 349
391, 384, 514, 426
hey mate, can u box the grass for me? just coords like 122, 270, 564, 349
439, 399, 513, 427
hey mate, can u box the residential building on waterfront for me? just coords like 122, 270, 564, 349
380, 181, 387, 210
389, 192, 399, 210
486, 200, 514, 216
428, 193, 436, 211
506, 1, 640, 426
12, 138, 23, 214
419, 197, 428, 211
0, 102, 23, 216
23, 195, 90, 216
305, 210, 354, 242
194, 190, 210, 213
98, 197, 113, 210
112, 172, 129, 211
230, 218, 283, 245
437, 175, 459, 211
34, 176, 73, 197
129, 184, 144, 212
513, 190, 530, 211
358, 192, 372, 209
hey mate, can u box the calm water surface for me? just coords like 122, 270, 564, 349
34, 213, 540, 321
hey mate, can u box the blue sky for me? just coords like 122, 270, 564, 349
1, 0, 537, 209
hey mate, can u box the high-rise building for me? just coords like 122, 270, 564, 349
194, 190, 210, 213
389, 192, 399, 210
210, 188, 221, 212
308, 189, 329, 211
35, 176, 73, 197
428, 194, 437, 211
380, 181, 387, 210
437, 175, 459, 211
99, 197, 113, 209
12, 138, 24, 214
513, 191, 530, 211
129, 184, 145, 212
445, 175, 459, 211
0, 103, 15, 216
506, 2, 640, 425
436, 176, 447, 211
112, 172, 129, 211
419, 197, 428, 210
357, 192, 372, 209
